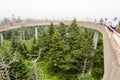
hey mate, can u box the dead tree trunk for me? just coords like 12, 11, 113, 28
82, 58, 88, 74
31, 50, 41, 80
0, 51, 18, 80
4, 67, 10, 80
32, 61, 39, 80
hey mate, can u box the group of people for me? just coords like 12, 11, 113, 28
99, 17, 119, 32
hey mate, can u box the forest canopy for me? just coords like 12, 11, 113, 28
0, 19, 104, 80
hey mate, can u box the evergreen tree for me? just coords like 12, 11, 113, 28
31, 27, 49, 59
9, 59, 29, 80
11, 37, 28, 58
0, 45, 29, 80
66, 19, 80, 50
31, 37, 39, 55
47, 31, 64, 72
48, 23, 56, 36
57, 22, 67, 38
58, 19, 94, 79
46, 23, 65, 72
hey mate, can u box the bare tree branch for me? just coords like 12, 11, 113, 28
31, 50, 41, 80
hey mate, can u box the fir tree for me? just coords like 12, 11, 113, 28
47, 24, 65, 72
11, 37, 28, 58
57, 22, 67, 38
9, 59, 29, 80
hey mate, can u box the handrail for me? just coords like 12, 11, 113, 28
107, 26, 120, 37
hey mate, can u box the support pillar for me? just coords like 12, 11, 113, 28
19, 26, 25, 41
0, 32, 3, 46
91, 30, 99, 57
35, 26, 38, 41
93, 30, 99, 49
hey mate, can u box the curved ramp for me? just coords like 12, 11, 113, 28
0, 21, 120, 80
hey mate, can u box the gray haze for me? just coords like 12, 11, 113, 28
0, 0, 120, 20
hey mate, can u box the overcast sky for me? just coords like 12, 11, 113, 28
0, 0, 120, 21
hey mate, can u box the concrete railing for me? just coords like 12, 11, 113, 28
0, 21, 120, 80
103, 26, 120, 80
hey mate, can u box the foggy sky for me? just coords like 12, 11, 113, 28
0, 0, 120, 21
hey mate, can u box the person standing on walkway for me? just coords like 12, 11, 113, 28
100, 18, 104, 25
110, 17, 119, 31
104, 18, 110, 27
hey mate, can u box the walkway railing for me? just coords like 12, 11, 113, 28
107, 25, 120, 37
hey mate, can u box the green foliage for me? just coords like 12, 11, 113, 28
48, 23, 56, 36
3, 29, 19, 40
77, 74, 94, 80
11, 37, 28, 58
1, 19, 104, 80
30, 27, 49, 60
46, 24, 65, 72
66, 19, 81, 50
57, 22, 67, 37
24, 26, 35, 40
62, 19, 93, 74
42, 19, 95, 80
31, 37, 39, 54
0, 46, 30, 80
0, 46, 13, 63
9, 59, 29, 80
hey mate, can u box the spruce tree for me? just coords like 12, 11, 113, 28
57, 22, 67, 38
9, 59, 29, 80
11, 37, 28, 58
58, 19, 94, 79
48, 23, 55, 36
0, 45, 29, 80
46, 23, 65, 72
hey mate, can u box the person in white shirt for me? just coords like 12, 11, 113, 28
110, 17, 118, 31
